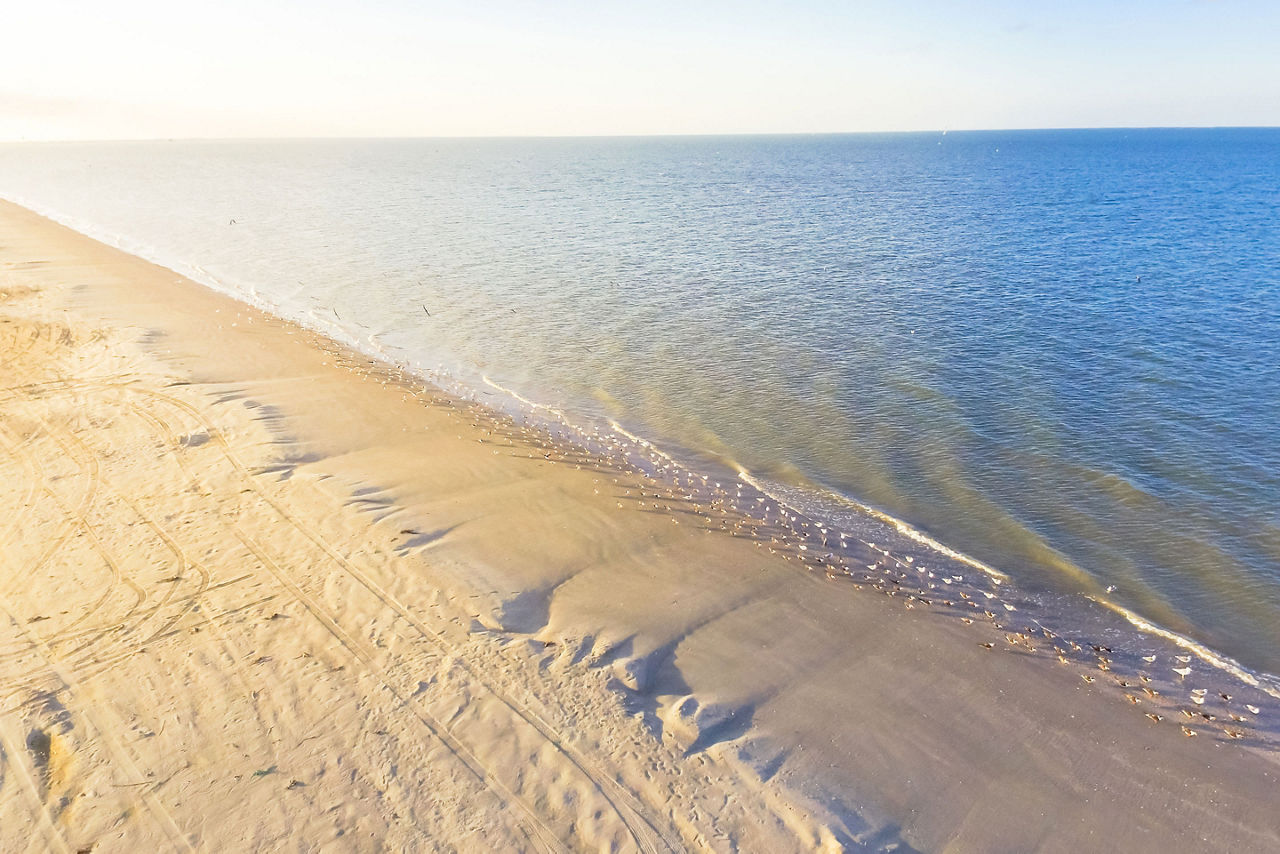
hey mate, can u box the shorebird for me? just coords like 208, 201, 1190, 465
1246, 704, 1261, 715
1225, 729, 1245, 739
1173, 667, 1191, 677
1181, 726, 1197, 737
1145, 713, 1163, 723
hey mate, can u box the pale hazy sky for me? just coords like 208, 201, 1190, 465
3, 0, 1277, 140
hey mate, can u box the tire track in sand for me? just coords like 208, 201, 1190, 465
118, 384, 539, 849
0, 591, 195, 852
34, 414, 213, 667
0, 426, 41, 560
0, 417, 147, 663
232, 529, 560, 854
0, 419, 104, 606
125, 382, 682, 854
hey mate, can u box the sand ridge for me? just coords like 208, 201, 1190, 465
2, 198, 1280, 852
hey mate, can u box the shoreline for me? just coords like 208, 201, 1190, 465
3, 197, 1279, 850
4, 131, 1280, 681
7, 188, 1277, 702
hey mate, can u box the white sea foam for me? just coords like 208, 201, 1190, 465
1089, 597, 1280, 700
606, 420, 685, 469
736, 469, 1009, 581
482, 375, 567, 421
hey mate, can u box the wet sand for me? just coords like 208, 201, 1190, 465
1, 197, 1278, 852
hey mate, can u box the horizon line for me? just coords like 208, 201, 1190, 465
3, 124, 1278, 145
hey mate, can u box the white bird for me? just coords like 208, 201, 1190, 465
1173, 667, 1191, 677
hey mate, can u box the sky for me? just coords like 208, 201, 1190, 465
2, 0, 1278, 140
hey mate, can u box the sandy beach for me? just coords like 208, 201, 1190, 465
2, 197, 1279, 852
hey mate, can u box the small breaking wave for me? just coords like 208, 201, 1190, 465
1092, 596, 1280, 700
735, 469, 1009, 581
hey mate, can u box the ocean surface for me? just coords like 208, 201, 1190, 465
2, 130, 1278, 676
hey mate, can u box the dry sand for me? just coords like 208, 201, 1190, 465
1, 197, 1278, 852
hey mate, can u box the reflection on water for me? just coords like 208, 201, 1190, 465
2, 129, 1278, 672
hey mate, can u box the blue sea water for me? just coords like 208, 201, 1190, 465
2, 129, 1278, 673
